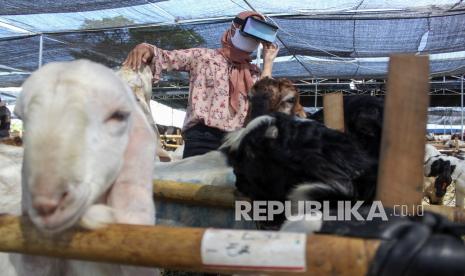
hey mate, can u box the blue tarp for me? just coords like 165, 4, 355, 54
0, 0, 464, 88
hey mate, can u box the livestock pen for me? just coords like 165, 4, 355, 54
2, 1, 465, 275
0, 55, 464, 275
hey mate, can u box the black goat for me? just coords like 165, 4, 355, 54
222, 113, 377, 206
310, 95, 384, 159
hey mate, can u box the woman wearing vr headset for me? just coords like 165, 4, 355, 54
124, 11, 279, 158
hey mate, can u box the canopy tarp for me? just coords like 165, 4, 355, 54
0, 1, 464, 97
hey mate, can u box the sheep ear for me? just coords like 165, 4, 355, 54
13, 102, 23, 119
13, 90, 28, 119
106, 105, 156, 225
14, 75, 41, 120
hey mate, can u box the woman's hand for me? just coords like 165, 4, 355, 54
260, 43, 279, 79
123, 43, 154, 70
262, 42, 279, 63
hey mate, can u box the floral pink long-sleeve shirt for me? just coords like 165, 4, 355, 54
150, 46, 260, 132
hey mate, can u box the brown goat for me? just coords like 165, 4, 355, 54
246, 77, 306, 124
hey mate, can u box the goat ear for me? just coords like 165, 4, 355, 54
293, 102, 307, 118
106, 104, 156, 225
291, 91, 306, 118
264, 126, 279, 139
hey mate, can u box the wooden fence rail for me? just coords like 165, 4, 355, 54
0, 54, 462, 275
152, 179, 465, 224
0, 215, 379, 275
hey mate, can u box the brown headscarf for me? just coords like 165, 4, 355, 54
217, 11, 263, 112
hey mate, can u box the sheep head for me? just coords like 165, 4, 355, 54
115, 65, 152, 109
15, 60, 155, 234
245, 77, 306, 125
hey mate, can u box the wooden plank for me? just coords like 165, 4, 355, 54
376, 55, 430, 210
0, 215, 380, 275
323, 92, 345, 132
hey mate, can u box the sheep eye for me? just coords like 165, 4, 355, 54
107, 110, 130, 122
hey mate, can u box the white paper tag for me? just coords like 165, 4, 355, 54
201, 229, 307, 271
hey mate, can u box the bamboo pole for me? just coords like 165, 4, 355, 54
164, 144, 182, 148
153, 179, 236, 208
152, 180, 465, 223
376, 55, 430, 210
323, 92, 345, 132
0, 215, 380, 275
423, 205, 465, 223
160, 135, 183, 139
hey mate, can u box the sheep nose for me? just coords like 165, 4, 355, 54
33, 199, 59, 216
32, 192, 68, 217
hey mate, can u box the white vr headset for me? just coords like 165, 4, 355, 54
231, 16, 279, 52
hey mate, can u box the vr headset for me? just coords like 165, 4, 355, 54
233, 16, 278, 44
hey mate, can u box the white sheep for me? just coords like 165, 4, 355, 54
116, 65, 174, 162
424, 144, 442, 163
0, 144, 22, 216
1, 59, 159, 276
424, 144, 465, 207
0, 139, 23, 276
154, 151, 235, 186
444, 138, 465, 149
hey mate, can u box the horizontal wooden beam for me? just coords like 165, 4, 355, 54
153, 179, 236, 208
160, 135, 182, 139
0, 215, 379, 275
152, 180, 465, 224
423, 205, 465, 223
164, 144, 182, 148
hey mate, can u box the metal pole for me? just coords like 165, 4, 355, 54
314, 82, 318, 107
461, 75, 464, 140
38, 34, 43, 68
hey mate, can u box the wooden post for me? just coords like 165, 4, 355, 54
152, 181, 465, 223
455, 136, 460, 152
0, 215, 379, 275
376, 55, 430, 210
323, 92, 345, 132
